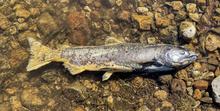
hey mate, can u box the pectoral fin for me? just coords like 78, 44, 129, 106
63, 63, 85, 75
102, 71, 113, 81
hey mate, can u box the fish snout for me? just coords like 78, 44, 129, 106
188, 51, 198, 61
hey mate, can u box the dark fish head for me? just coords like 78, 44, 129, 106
163, 47, 198, 68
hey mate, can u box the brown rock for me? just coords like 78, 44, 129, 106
193, 89, 202, 100
15, 8, 30, 18
109, 81, 120, 92
0, 13, 10, 30
176, 69, 188, 80
154, 90, 168, 101
132, 76, 143, 87
205, 34, 220, 51
162, 101, 173, 108
132, 14, 153, 30
155, 13, 171, 27
189, 13, 201, 22
171, 79, 186, 93
208, 54, 219, 66
193, 80, 209, 90
73, 106, 86, 111
37, 12, 58, 35
215, 67, 220, 77
67, 11, 90, 45
118, 10, 130, 21
9, 48, 29, 68
197, 0, 206, 4
166, 1, 183, 11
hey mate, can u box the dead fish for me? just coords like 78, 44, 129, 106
26, 38, 197, 81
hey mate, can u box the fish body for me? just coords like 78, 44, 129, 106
27, 38, 197, 80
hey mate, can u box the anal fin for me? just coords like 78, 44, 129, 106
63, 63, 84, 75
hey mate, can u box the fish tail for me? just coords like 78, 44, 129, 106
26, 38, 61, 71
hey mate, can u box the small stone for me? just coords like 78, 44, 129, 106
205, 34, 220, 51
136, 7, 149, 14
132, 14, 153, 30
37, 12, 58, 36
155, 13, 171, 27
115, 0, 123, 6
0, 13, 10, 30
109, 81, 120, 92
18, 31, 37, 46
193, 80, 209, 90
171, 79, 186, 93
16, 22, 28, 31
187, 87, 193, 96
158, 75, 173, 84
189, 13, 201, 22
154, 90, 168, 101
166, 1, 183, 11
200, 97, 213, 104
197, 0, 206, 4
118, 10, 130, 21
162, 101, 173, 108
73, 106, 86, 111
186, 3, 197, 13
180, 21, 196, 40
107, 95, 114, 108
101, 0, 115, 8
208, 54, 219, 66
212, 76, 220, 103
215, 67, 220, 77
147, 37, 156, 44
29, 8, 40, 17
175, 10, 187, 21
9, 48, 29, 68
137, 105, 151, 111
15, 8, 30, 19
20, 87, 45, 107
176, 69, 188, 80
193, 62, 202, 70
193, 89, 202, 100
132, 76, 143, 87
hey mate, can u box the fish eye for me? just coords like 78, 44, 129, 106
179, 51, 185, 55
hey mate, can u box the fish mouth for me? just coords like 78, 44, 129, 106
188, 52, 198, 61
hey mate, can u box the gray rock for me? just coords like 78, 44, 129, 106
211, 76, 220, 103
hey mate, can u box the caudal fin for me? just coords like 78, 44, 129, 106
26, 38, 60, 71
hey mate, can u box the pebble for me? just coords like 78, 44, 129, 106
132, 76, 143, 87
154, 90, 168, 101
118, 10, 130, 21
180, 21, 196, 40
161, 101, 173, 108
9, 48, 29, 68
20, 87, 45, 107
189, 13, 201, 22
155, 13, 171, 27
186, 3, 197, 13
171, 79, 186, 93
147, 37, 156, 44
15, 8, 30, 19
137, 105, 151, 111
132, 14, 153, 30
215, 67, 220, 77
193, 80, 209, 90
29, 8, 40, 17
205, 34, 220, 51
18, 31, 37, 46
193, 89, 202, 100
73, 106, 86, 111
115, 0, 123, 6
37, 12, 58, 35
67, 11, 90, 45
176, 69, 188, 80
166, 1, 183, 11
158, 75, 173, 84
212, 76, 220, 104
136, 7, 149, 14
200, 97, 213, 104
0, 13, 10, 30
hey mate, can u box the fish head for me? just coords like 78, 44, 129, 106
162, 46, 198, 68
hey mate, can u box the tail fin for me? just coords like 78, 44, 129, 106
26, 38, 60, 71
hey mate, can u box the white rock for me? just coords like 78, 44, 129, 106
136, 7, 149, 14
212, 76, 220, 103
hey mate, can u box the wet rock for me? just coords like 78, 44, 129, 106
0, 13, 11, 30
37, 12, 58, 36
154, 90, 168, 101
9, 48, 29, 69
118, 10, 130, 22
215, 67, 220, 77
67, 11, 90, 45
166, 1, 183, 11
176, 69, 188, 80
155, 13, 171, 27
136, 7, 148, 14
186, 3, 197, 13
193, 80, 209, 90
171, 79, 186, 93
175, 10, 187, 21
200, 97, 213, 104
205, 34, 220, 51
20, 87, 45, 107
179, 21, 196, 40
132, 76, 143, 87
137, 105, 151, 111
189, 13, 201, 22
212, 76, 220, 104
162, 101, 173, 108
158, 74, 173, 84
193, 89, 202, 100
15, 8, 30, 19
132, 14, 153, 30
